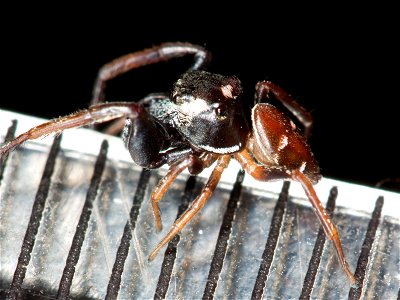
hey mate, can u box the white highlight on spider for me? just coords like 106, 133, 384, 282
171, 79, 183, 97
201, 143, 240, 154
290, 120, 296, 130
122, 118, 132, 139
221, 84, 234, 99
179, 96, 210, 116
278, 135, 288, 151
299, 161, 307, 173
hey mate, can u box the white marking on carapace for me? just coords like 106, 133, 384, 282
174, 96, 211, 127
201, 142, 240, 154
179, 96, 210, 115
221, 84, 234, 99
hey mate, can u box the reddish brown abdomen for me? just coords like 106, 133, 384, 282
251, 103, 321, 184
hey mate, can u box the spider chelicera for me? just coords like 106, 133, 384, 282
0, 42, 355, 285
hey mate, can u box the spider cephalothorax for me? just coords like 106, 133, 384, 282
171, 70, 249, 154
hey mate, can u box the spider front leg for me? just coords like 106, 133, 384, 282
0, 102, 143, 158
91, 42, 211, 105
150, 153, 217, 231
0, 99, 172, 168
148, 155, 230, 261
256, 81, 313, 139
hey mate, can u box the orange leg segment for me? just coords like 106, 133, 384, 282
292, 169, 356, 286
150, 153, 217, 232
148, 155, 230, 261
234, 149, 356, 285
151, 156, 195, 232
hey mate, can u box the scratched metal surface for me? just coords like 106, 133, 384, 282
0, 109, 399, 299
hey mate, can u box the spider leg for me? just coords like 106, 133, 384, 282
148, 155, 230, 261
151, 153, 217, 231
102, 93, 168, 135
0, 102, 142, 157
234, 150, 290, 181
234, 149, 356, 285
255, 81, 313, 139
292, 169, 356, 286
91, 42, 211, 105
151, 156, 194, 232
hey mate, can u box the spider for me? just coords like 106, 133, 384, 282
0, 42, 355, 285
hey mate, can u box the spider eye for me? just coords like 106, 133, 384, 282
213, 103, 226, 118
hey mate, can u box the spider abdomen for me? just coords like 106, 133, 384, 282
250, 103, 320, 184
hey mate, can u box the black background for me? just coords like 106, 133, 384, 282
0, 6, 397, 192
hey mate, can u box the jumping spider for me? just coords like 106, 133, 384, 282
0, 42, 356, 285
